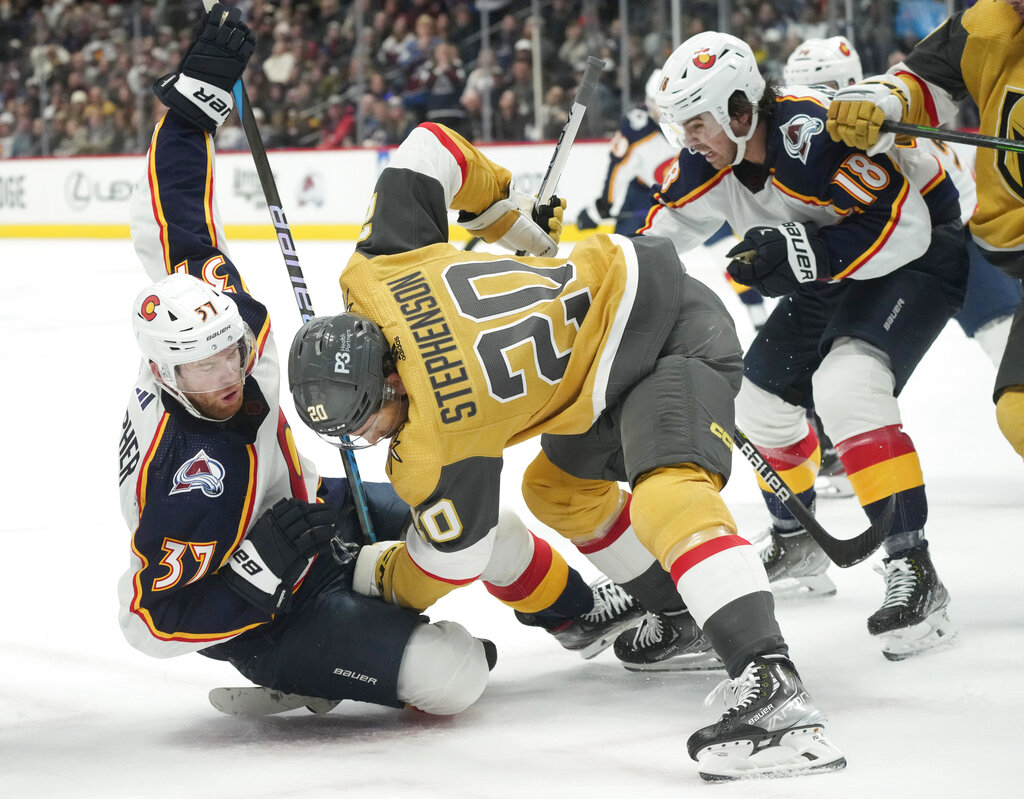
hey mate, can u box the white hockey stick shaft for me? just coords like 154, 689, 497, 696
534, 56, 605, 207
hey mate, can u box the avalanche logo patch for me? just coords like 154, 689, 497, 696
169, 450, 226, 497
780, 114, 824, 164
996, 88, 1024, 201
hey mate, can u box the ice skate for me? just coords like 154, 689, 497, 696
760, 526, 836, 599
814, 448, 854, 499
867, 544, 959, 661
687, 655, 846, 781
516, 576, 644, 659
613, 609, 721, 671
208, 687, 341, 717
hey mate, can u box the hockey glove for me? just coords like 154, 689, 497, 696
825, 79, 910, 156
459, 181, 566, 257
221, 498, 348, 616
153, 3, 256, 133
726, 221, 831, 298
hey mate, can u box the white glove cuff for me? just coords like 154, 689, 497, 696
174, 73, 235, 128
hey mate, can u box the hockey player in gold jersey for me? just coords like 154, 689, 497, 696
288, 121, 846, 780
826, 0, 1024, 460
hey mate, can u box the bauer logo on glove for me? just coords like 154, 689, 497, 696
153, 2, 256, 133
726, 221, 831, 297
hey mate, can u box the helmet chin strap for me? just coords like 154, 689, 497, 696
726, 109, 759, 166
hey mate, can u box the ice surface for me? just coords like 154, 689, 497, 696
1, 236, 1020, 798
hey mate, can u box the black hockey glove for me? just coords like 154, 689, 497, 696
153, 3, 256, 133
221, 498, 349, 616
726, 221, 831, 298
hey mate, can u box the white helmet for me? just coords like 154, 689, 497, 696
655, 31, 766, 165
783, 36, 863, 89
132, 273, 258, 419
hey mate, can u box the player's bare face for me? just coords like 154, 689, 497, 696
682, 112, 736, 169
176, 348, 247, 420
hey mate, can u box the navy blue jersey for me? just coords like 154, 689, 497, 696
118, 111, 320, 656
641, 91, 960, 280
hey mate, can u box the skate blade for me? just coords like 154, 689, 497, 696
209, 686, 340, 717
622, 653, 723, 672
571, 616, 646, 660
696, 727, 846, 781
877, 608, 960, 661
770, 573, 837, 601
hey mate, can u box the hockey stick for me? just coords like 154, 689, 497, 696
881, 120, 1024, 155
204, 0, 376, 543
734, 427, 889, 568
515, 55, 605, 255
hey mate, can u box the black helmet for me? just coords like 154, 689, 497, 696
288, 313, 390, 438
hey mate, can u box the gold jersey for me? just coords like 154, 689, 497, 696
341, 124, 684, 548
897, 0, 1024, 257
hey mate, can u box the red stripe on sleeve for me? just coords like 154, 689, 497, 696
420, 121, 468, 186
893, 70, 939, 127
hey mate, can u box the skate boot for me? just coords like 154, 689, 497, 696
516, 577, 643, 659
815, 447, 854, 499
687, 655, 846, 781
613, 609, 721, 672
867, 544, 958, 661
760, 526, 836, 599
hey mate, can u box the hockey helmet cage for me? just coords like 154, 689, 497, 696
783, 36, 863, 89
288, 312, 391, 442
655, 31, 766, 164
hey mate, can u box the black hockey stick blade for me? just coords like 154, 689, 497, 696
880, 120, 1024, 155
734, 428, 889, 568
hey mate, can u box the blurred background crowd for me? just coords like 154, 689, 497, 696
0, 0, 969, 158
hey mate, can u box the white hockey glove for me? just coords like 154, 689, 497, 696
352, 540, 404, 604
459, 181, 566, 257
153, 3, 255, 133
826, 78, 910, 156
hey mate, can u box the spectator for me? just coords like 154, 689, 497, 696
492, 88, 529, 142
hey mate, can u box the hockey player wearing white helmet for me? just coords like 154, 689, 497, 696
118, 4, 503, 718
576, 66, 767, 331
637, 31, 965, 669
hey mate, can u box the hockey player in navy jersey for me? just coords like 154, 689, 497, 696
576, 68, 768, 331
634, 32, 965, 664
117, 3, 499, 718
286, 114, 846, 777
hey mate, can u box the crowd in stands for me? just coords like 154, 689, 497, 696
0, 0, 954, 159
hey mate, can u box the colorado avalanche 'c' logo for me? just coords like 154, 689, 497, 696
780, 114, 824, 164
140, 295, 160, 321
692, 49, 717, 69
838, 41, 852, 57
169, 450, 226, 497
